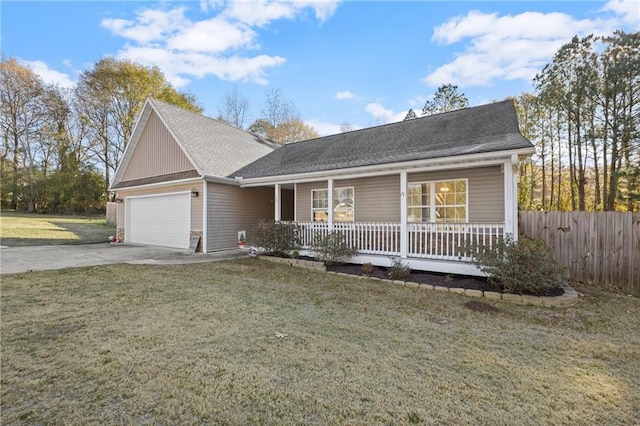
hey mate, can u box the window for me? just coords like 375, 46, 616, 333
407, 179, 467, 223
312, 187, 354, 222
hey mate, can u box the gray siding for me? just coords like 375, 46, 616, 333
295, 166, 504, 223
207, 183, 274, 251
115, 181, 204, 231
296, 175, 400, 222
409, 166, 504, 222
122, 111, 195, 181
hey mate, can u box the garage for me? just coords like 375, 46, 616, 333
125, 192, 191, 249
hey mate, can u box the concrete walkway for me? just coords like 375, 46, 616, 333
0, 243, 247, 274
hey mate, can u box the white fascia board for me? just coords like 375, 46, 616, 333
203, 175, 240, 186
109, 177, 202, 193
237, 148, 535, 187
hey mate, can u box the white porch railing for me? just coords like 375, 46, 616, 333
294, 221, 504, 262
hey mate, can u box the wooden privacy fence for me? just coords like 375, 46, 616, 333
519, 211, 640, 294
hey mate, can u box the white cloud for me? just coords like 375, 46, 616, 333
102, 7, 188, 44
102, 1, 341, 87
424, 8, 626, 87
305, 118, 344, 136
23, 60, 75, 89
166, 17, 257, 53
602, 0, 640, 26
335, 90, 355, 100
365, 102, 407, 124
117, 46, 286, 87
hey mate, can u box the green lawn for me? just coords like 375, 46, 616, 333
1, 259, 639, 424
0, 212, 115, 246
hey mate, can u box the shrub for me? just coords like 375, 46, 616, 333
312, 232, 357, 265
250, 220, 298, 255
361, 262, 375, 276
388, 257, 411, 280
472, 234, 565, 295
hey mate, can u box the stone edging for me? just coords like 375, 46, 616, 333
258, 256, 579, 307
260, 255, 326, 271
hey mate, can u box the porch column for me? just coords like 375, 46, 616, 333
504, 154, 518, 241
274, 184, 281, 221
327, 178, 334, 231
400, 171, 408, 259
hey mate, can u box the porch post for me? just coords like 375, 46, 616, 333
400, 171, 408, 259
504, 154, 518, 241
274, 184, 281, 221
327, 178, 334, 231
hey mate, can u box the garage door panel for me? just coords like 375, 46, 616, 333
127, 193, 190, 249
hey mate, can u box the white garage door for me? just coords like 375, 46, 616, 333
126, 192, 191, 249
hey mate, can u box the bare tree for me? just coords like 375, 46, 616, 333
217, 84, 250, 129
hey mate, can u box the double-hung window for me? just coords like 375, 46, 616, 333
407, 179, 467, 223
312, 187, 354, 222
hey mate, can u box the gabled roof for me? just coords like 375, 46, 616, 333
111, 98, 278, 188
232, 100, 534, 180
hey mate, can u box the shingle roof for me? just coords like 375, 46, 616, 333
148, 98, 278, 178
232, 100, 533, 179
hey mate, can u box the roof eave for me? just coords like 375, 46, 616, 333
236, 147, 535, 187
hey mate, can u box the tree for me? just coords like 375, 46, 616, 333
217, 84, 250, 129
75, 57, 201, 193
269, 119, 319, 144
261, 88, 297, 128
403, 109, 417, 121
0, 58, 48, 211
340, 122, 355, 133
422, 84, 469, 116
249, 89, 318, 144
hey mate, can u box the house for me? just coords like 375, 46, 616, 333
111, 98, 534, 275
110, 98, 282, 252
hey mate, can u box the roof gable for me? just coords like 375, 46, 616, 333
111, 98, 278, 188
233, 100, 534, 179
121, 110, 196, 182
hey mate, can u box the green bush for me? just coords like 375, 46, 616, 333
250, 220, 298, 255
472, 234, 565, 295
388, 257, 411, 280
312, 232, 357, 265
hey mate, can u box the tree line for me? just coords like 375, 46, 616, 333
517, 30, 639, 212
0, 57, 320, 214
0, 57, 200, 213
2, 30, 636, 214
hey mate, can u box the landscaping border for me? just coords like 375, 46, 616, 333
259, 256, 579, 307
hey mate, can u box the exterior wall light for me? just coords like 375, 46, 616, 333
191, 188, 199, 197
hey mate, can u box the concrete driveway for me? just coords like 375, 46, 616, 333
0, 243, 246, 274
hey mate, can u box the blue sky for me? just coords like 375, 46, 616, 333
2, 0, 638, 135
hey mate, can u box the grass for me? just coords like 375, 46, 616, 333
0, 212, 115, 246
2, 258, 639, 424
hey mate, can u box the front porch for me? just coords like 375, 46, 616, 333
244, 158, 520, 277
291, 221, 505, 277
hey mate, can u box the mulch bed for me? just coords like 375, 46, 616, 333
264, 254, 563, 297
327, 263, 501, 292
325, 262, 564, 297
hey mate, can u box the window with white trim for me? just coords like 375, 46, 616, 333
407, 179, 467, 223
311, 187, 354, 222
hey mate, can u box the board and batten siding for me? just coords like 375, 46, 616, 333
295, 166, 504, 223
207, 183, 274, 251
122, 111, 195, 181
116, 181, 204, 232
